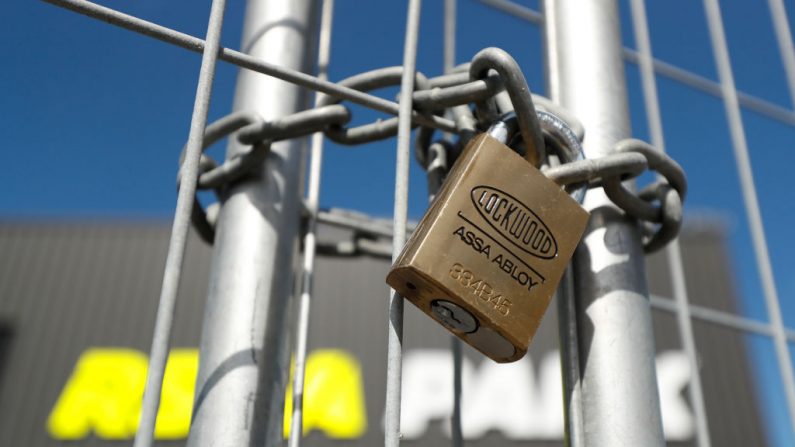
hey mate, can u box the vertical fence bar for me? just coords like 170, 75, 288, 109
444, 0, 456, 74
542, 3, 585, 446
288, 0, 334, 446
450, 337, 463, 445
767, 0, 795, 109
544, 0, 666, 445
629, 0, 712, 445
555, 268, 585, 447
703, 0, 795, 431
443, 1, 464, 445
385, 1, 422, 445
132, 1, 227, 446
186, 0, 320, 445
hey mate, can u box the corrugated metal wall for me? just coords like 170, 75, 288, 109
0, 220, 766, 446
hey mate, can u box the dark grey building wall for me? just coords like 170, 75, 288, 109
0, 220, 766, 446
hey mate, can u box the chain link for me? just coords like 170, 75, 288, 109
177, 47, 687, 254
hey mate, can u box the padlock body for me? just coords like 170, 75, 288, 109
387, 134, 589, 362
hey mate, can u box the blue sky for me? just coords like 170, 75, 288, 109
3, 0, 795, 445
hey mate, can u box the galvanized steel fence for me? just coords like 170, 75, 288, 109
41, 0, 795, 446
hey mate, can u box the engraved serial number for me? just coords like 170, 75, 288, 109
448, 263, 512, 316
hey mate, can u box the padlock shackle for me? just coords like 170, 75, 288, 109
488, 111, 588, 204
537, 110, 588, 204
470, 48, 545, 167
537, 111, 583, 165
485, 113, 520, 146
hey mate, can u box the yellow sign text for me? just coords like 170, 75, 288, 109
47, 348, 366, 440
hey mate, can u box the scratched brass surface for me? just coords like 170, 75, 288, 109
387, 134, 590, 362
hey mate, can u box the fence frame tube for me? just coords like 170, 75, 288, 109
543, 0, 666, 445
187, 1, 319, 445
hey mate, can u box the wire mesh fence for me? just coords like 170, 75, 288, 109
11, 0, 795, 446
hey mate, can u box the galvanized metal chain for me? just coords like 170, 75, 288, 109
178, 47, 686, 253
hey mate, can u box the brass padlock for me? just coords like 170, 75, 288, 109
386, 112, 590, 362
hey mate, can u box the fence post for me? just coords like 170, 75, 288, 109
543, 1, 666, 445
187, 0, 319, 445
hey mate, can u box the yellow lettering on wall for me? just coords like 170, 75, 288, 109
47, 348, 148, 439
47, 348, 198, 440
48, 348, 366, 441
283, 350, 367, 439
